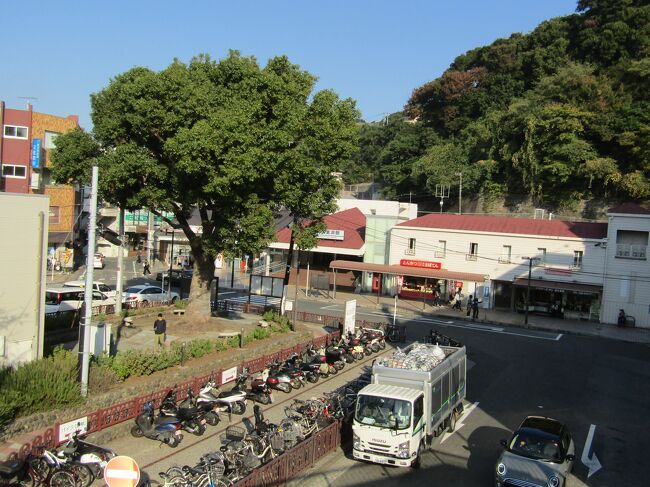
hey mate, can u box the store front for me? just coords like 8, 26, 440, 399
513, 278, 602, 321
329, 260, 486, 302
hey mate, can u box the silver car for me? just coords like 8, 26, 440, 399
495, 416, 575, 487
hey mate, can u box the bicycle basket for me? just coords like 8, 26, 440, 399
225, 425, 246, 442
205, 458, 225, 479
270, 432, 285, 452
242, 450, 261, 470
279, 419, 301, 442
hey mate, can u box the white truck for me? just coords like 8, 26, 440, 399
352, 340, 467, 467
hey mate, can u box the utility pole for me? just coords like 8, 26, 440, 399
114, 208, 125, 316
168, 229, 175, 300
80, 166, 98, 397
456, 172, 463, 215
521, 256, 538, 327
435, 184, 450, 214
147, 210, 154, 263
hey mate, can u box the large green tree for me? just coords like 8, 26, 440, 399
51, 52, 358, 309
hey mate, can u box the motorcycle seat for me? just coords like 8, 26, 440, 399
218, 390, 244, 399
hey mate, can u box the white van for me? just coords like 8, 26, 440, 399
45, 287, 115, 314
64, 280, 116, 299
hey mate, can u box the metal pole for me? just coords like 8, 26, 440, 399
147, 210, 154, 263
458, 172, 463, 215
231, 256, 235, 289
525, 258, 532, 326
393, 294, 397, 327
168, 230, 175, 300
80, 166, 98, 397
115, 208, 125, 316
305, 262, 310, 297
293, 250, 300, 327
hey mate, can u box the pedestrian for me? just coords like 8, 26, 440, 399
472, 296, 481, 319
153, 313, 166, 350
466, 295, 473, 317
338, 319, 345, 338
453, 289, 462, 310
143, 259, 151, 276
617, 309, 627, 327
136, 251, 142, 264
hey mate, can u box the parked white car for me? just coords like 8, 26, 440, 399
64, 280, 116, 299
45, 287, 116, 314
123, 285, 179, 305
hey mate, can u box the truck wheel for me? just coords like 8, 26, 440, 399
447, 410, 457, 433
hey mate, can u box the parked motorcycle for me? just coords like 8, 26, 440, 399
57, 431, 116, 479
325, 342, 346, 371
131, 401, 183, 447
197, 376, 247, 416
159, 388, 208, 436
232, 369, 274, 405
304, 344, 337, 376
284, 353, 320, 383
360, 327, 386, 351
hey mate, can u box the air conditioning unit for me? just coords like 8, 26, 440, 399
404, 248, 415, 256
30, 172, 41, 190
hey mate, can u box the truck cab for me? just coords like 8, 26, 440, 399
353, 384, 424, 467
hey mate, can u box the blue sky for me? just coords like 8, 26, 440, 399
1, 0, 578, 130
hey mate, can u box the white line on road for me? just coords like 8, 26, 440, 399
440, 401, 480, 444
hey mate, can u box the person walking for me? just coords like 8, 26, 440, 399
472, 295, 481, 319
153, 313, 166, 350
143, 259, 151, 276
466, 295, 473, 317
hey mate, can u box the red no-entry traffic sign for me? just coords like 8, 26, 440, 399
104, 455, 141, 487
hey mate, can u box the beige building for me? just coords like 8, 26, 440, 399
0, 193, 48, 365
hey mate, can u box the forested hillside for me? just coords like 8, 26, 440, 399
345, 0, 650, 214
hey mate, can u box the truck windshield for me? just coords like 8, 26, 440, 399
355, 395, 412, 430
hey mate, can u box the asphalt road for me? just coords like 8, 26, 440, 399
288, 300, 650, 487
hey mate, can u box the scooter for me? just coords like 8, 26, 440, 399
197, 376, 247, 416
334, 338, 356, 363
304, 344, 337, 376
233, 369, 274, 405
344, 333, 366, 361
57, 431, 116, 479
325, 342, 346, 371
361, 327, 386, 351
284, 353, 320, 383
131, 401, 183, 448
263, 360, 302, 392
159, 388, 208, 436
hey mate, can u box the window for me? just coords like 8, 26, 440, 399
3, 125, 28, 139
413, 396, 424, 430
467, 242, 478, 261
572, 251, 583, 269
44, 131, 61, 150
499, 245, 511, 263
405, 238, 416, 255
435, 240, 446, 258
49, 206, 60, 224
1, 164, 27, 178
616, 230, 648, 260
537, 248, 547, 266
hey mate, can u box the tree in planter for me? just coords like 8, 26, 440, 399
51, 52, 359, 315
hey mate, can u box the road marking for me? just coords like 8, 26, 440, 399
581, 424, 602, 478
440, 401, 479, 444
321, 304, 341, 311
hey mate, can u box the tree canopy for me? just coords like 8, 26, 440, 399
351, 0, 650, 212
51, 52, 359, 302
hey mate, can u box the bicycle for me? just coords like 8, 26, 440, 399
39, 447, 94, 487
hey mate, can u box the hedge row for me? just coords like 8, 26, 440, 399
0, 312, 291, 428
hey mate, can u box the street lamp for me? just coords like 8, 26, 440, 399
521, 256, 539, 326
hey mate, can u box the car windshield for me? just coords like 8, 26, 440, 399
509, 431, 562, 462
45, 292, 59, 305
125, 287, 142, 293
355, 395, 411, 430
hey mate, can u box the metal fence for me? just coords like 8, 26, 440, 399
233, 420, 342, 487
5, 314, 384, 460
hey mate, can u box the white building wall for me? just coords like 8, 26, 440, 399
389, 226, 607, 307
0, 193, 49, 365
602, 213, 650, 327
336, 199, 418, 220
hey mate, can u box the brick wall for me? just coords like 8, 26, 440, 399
44, 185, 75, 232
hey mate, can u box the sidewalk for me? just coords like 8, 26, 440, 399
299, 288, 650, 345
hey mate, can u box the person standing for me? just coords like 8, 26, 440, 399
153, 313, 167, 350
466, 295, 473, 317
136, 251, 142, 264
453, 289, 462, 310
143, 259, 151, 276
472, 296, 481, 319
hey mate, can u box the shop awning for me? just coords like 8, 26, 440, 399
329, 260, 487, 282
513, 278, 602, 295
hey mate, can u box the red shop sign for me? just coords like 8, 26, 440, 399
400, 259, 442, 270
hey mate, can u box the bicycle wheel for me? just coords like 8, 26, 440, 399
49, 470, 76, 487
29, 456, 50, 483
70, 463, 94, 487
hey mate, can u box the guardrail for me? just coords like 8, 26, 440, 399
5, 313, 390, 461
233, 419, 342, 487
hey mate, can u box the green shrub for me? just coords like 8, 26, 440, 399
0, 347, 83, 425
227, 335, 240, 349
174, 299, 188, 309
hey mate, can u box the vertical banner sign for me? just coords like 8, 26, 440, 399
31, 138, 41, 169
344, 299, 357, 335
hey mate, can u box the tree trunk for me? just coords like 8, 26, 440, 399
283, 218, 297, 286
185, 242, 214, 317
